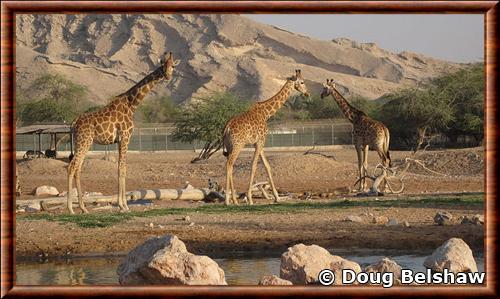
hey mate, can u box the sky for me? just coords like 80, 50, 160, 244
246, 14, 483, 63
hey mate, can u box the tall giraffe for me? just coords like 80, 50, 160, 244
320, 79, 391, 191
67, 52, 179, 214
222, 70, 310, 205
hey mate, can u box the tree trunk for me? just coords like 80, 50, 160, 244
413, 126, 428, 153
191, 139, 223, 163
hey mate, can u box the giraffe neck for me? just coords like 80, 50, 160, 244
125, 66, 165, 110
257, 80, 294, 120
330, 89, 363, 123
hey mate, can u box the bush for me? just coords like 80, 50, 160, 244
172, 92, 250, 161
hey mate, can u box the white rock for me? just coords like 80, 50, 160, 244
280, 243, 360, 285
258, 275, 293, 285
423, 238, 478, 273
117, 235, 227, 285
33, 185, 59, 196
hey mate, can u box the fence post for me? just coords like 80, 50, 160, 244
271, 132, 274, 147
165, 129, 168, 152
139, 128, 142, 153
153, 128, 157, 153
331, 124, 334, 146
312, 126, 315, 146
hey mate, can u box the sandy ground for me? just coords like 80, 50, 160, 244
16, 147, 485, 257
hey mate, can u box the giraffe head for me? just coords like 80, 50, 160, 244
160, 52, 180, 80
288, 69, 310, 97
320, 78, 336, 99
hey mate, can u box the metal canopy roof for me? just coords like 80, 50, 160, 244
16, 124, 72, 135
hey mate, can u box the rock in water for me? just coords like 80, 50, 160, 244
280, 243, 360, 285
117, 235, 227, 285
423, 238, 478, 273
258, 275, 293, 285
365, 257, 403, 283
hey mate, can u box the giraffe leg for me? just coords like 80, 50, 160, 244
75, 169, 88, 213
67, 165, 76, 215
67, 138, 91, 214
355, 144, 363, 192
362, 145, 369, 191
260, 151, 280, 203
247, 142, 263, 205
225, 145, 242, 205
117, 134, 130, 212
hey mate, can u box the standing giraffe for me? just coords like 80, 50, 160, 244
67, 52, 179, 214
222, 69, 310, 205
320, 79, 391, 191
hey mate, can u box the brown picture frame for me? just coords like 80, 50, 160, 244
1, 1, 497, 297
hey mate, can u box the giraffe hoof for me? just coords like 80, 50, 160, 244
68, 210, 75, 215
81, 209, 89, 214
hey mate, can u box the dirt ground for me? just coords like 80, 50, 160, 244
16, 147, 485, 258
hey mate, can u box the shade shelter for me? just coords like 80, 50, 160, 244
16, 124, 73, 158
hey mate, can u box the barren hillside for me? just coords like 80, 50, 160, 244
16, 14, 462, 104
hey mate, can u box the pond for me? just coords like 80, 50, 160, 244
16, 249, 485, 285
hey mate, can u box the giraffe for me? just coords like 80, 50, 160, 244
320, 79, 391, 192
222, 69, 310, 205
67, 52, 179, 214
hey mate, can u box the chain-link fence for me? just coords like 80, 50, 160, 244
16, 120, 354, 153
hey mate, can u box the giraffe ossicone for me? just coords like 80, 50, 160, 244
66, 52, 179, 214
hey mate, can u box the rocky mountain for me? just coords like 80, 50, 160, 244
16, 14, 462, 104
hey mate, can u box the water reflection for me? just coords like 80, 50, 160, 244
16, 252, 485, 285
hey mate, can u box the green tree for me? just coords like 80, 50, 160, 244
349, 95, 379, 118
17, 73, 91, 125
25, 73, 89, 107
378, 88, 454, 151
172, 92, 250, 162
137, 95, 179, 123
20, 99, 74, 124
429, 63, 484, 144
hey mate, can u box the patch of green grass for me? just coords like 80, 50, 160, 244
18, 193, 484, 228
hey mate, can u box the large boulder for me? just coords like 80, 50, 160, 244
117, 235, 227, 285
280, 243, 360, 285
365, 257, 403, 284
423, 238, 478, 273
33, 185, 59, 196
258, 275, 293, 285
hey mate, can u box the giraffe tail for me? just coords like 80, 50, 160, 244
222, 125, 232, 157
383, 126, 392, 168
